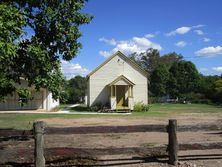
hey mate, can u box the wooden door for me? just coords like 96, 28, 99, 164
116, 86, 125, 107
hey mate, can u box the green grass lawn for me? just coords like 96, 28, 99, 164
149, 103, 222, 113
0, 113, 93, 130
0, 103, 221, 129
132, 103, 222, 117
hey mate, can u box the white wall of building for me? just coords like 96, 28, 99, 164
0, 80, 59, 111
88, 53, 148, 107
46, 91, 59, 111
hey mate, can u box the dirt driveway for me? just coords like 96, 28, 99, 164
1, 114, 222, 166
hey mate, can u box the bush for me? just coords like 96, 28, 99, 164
133, 102, 150, 112
179, 92, 212, 104
148, 96, 162, 104
90, 103, 102, 112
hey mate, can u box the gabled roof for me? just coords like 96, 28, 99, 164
109, 75, 135, 86
87, 51, 148, 78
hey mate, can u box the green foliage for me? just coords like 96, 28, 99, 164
167, 61, 200, 98
159, 52, 183, 68
16, 88, 32, 106
140, 48, 161, 72
212, 79, 222, 92
60, 76, 87, 104
68, 76, 87, 103
150, 63, 169, 97
129, 49, 183, 75
148, 96, 162, 104
59, 89, 69, 104
178, 92, 211, 104
90, 103, 103, 112
133, 102, 150, 112
0, 2, 26, 100
129, 48, 160, 73
24, 0, 93, 61
211, 79, 222, 103
129, 48, 222, 104
198, 75, 221, 93
0, 76, 16, 101
0, 0, 92, 102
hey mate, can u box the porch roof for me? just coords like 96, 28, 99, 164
109, 75, 135, 86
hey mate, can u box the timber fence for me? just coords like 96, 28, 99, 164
0, 119, 222, 166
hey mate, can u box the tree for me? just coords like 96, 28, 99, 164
160, 52, 183, 68
129, 49, 183, 74
128, 48, 160, 73
128, 52, 143, 67
167, 61, 200, 98
140, 48, 161, 72
150, 63, 169, 97
61, 76, 87, 104
0, 3, 26, 100
69, 76, 87, 103
197, 75, 221, 95
211, 79, 222, 103
0, 0, 92, 103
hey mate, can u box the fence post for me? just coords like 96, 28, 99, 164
33, 121, 45, 167
168, 119, 178, 165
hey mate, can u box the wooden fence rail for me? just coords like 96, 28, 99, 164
0, 129, 33, 136
46, 123, 222, 134
0, 120, 222, 166
45, 124, 167, 134
1, 123, 221, 136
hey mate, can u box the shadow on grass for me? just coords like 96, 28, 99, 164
3, 156, 97, 167
1, 156, 166, 167
0, 128, 33, 142
70, 105, 91, 112
0, 136, 33, 142
2, 154, 222, 167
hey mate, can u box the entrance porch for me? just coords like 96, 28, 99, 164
109, 75, 134, 111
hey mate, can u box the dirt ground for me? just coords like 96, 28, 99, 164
1, 114, 222, 166
40, 113, 222, 127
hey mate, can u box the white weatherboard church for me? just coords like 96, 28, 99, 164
86, 51, 148, 110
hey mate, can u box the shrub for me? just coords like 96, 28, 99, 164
179, 92, 212, 104
148, 96, 162, 104
133, 102, 150, 112
90, 103, 102, 112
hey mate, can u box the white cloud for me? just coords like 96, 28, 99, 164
192, 24, 205, 28
203, 38, 211, 42
145, 33, 155, 38
194, 30, 204, 35
165, 24, 205, 36
166, 26, 191, 36
175, 41, 187, 48
212, 66, 222, 72
61, 60, 90, 79
99, 51, 111, 58
195, 46, 222, 57
99, 37, 117, 45
99, 36, 162, 58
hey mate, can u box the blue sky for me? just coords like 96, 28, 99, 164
33, 0, 222, 78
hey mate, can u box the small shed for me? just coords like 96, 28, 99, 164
0, 79, 59, 111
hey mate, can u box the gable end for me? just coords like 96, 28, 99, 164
87, 51, 148, 78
